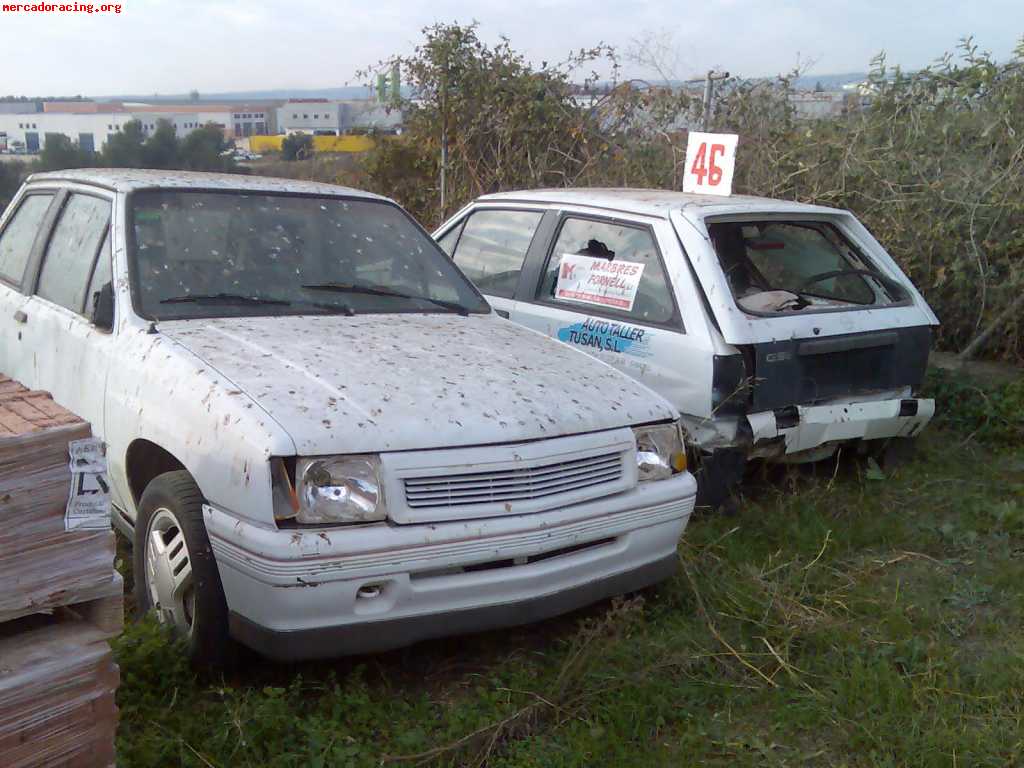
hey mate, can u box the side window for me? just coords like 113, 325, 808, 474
37, 194, 111, 313
85, 229, 112, 318
0, 194, 54, 286
436, 221, 464, 256
539, 217, 676, 325
451, 209, 542, 299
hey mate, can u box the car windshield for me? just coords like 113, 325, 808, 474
706, 219, 906, 314
129, 190, 490, 320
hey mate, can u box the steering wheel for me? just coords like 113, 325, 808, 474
798, 268, 880, 291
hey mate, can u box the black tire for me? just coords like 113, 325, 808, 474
869, 436, 919, 471
692, 447, 747, 512
133, 470, 232, 669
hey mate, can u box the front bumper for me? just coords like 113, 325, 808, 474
231, 553, 678, 661
746, 396, 935, 458
205, 471, 696, 661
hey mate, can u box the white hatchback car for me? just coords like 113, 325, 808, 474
0, 171, 696, 664
436, 189, 939, 505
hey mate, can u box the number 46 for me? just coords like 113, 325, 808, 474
690, 142, 726, 186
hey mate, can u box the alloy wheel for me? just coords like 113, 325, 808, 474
144, 507, 197, 637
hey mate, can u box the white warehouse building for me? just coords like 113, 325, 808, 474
0, 101, 274, 154
0, 111, 138, 153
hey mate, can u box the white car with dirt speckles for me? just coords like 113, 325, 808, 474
0, 170, 696, 665
436, 189, 939, 508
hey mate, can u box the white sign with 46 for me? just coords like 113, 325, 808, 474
682, 131, 739, 197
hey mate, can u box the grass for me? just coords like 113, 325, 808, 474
113, 418, 1024, 766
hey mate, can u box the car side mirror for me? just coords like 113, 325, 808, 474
90, 281, 114, 332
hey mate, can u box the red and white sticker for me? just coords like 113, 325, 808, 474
555, 254, 645, 311
682, 131, 739, 196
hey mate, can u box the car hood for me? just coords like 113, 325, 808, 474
158, 313, 675, 454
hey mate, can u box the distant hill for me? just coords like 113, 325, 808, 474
791, 72, 868, 90
585, 71, 871, 95
89, 72, 868, 104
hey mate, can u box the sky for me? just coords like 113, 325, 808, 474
1, 0, 1021, 96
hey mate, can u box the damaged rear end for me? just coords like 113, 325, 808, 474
671, 205, 938, 466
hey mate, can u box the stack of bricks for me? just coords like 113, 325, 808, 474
0, 375, 122, 768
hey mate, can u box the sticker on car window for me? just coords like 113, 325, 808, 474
554, 254, 645, 311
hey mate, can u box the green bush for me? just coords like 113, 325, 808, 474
0, 158, 27, 211
923, 367, 1024, 448
282, 133, 314, 161
37, 133, 94, 171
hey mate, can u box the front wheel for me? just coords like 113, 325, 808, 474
691, 447, 747, 513
133, 470, 232, 668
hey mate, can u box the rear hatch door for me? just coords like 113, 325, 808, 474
670, 207, 938, 406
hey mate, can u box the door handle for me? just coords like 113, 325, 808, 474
495, 309, 510, 319
13, 310, 27, 324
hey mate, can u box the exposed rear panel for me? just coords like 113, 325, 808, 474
749, 325, 932, 411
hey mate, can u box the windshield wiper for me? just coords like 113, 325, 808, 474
301, 282, 470, 316
160, 292, 291, 306
301, 299, 355, 316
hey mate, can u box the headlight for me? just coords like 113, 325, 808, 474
295, 455, 386, 524
633, 422, 687, 482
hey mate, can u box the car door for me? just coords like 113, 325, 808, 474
22, 189, 115, 436
439, 207, 546, 318
509, 211, 715, 420
0, 189, 60, 386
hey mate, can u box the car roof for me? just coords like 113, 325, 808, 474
26, 168, 387, 200
475, 187, 843, 219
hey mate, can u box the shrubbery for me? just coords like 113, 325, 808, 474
923, 367, 1024, 448
364, 26, 1024, 362
281, 132, 314, 161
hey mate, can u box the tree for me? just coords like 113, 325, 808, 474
141, 119, 181, 169
364, 23, 690, 224
37, 134, 94, 171
282, 133, 314, 161
101, 120, 145, 167
0, 159, 27, 211
179, 123, 236, 171
100, 118, 241, 173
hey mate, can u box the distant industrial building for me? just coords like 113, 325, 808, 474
788, 91, 865, 120
0, 111, 135, 153
0, 101, 41, 115
0, 94, 402, 155
276, 98, 402, 136
0, 100, 279, 154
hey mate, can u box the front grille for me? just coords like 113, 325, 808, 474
403, 451, 624, 510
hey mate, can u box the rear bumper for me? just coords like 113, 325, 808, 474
746, 397, 935, 458
205, 472, 695, 661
